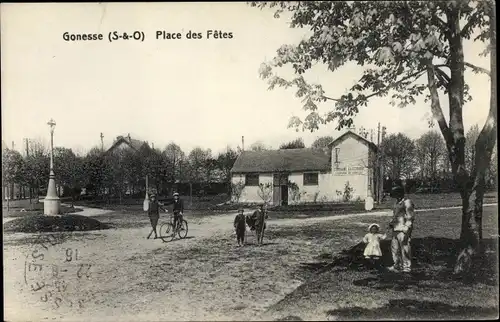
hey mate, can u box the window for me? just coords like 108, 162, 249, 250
303, 172, 319, 186
245, 173, 259, 186
334, 148, 340, 168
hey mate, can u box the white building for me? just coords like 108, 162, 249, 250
230, 131, 378, 205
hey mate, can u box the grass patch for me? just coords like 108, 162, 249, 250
3, 205, 83, 219
378, 191, 497, 210
264, 206, 499, 321
69, 192, 498, 220
3, 214, 111, 233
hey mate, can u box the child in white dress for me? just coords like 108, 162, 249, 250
363, 224, 387, 269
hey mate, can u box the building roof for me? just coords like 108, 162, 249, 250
106, 134, 149, 153
231, 148, 331, 173
328, 130, 378, 151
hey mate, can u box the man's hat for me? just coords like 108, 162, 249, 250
150, 193, 156, 198
173, 192, 179, 196
368, 223, 380, 231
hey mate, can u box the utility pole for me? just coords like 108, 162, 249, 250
100, 133, 104, 152
379, 126, 387, 204
376, 123, 381, 203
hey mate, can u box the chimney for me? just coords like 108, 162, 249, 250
242, 136, 245, 151
128, 133, 131, 142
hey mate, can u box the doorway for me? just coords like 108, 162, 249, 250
273, 172, 289, 206
280, 185, 288, 206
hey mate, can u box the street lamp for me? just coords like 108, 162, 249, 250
44, 118, 61, 215
143, 174, 150, 211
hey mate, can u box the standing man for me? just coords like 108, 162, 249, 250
387, 182, 416, 273
172, 192, 184, 231
254, 204, 269, 245
147, 193, 165, 239
234, 208, 247, 247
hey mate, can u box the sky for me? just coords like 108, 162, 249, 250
1, 2, 492, 156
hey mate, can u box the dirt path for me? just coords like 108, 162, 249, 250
3, 211, 250, 321
5, 204, 497, 321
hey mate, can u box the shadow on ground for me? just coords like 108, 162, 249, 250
325, 299, 498, 320
160, 236, 196, 243
267, 237, 498, 321
301, 237, 498, 286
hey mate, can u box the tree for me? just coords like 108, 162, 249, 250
23, 140, 50, 200
253, 1, 496, 274
187, 147, 213, 183
249, 141, 270, 152
311, 136, 334, 149
416, 130, 447, 179
257, 182, 273, 204
140, 146, 165, 195
465, 124, 480, 173
53, 147, 85, 199
279, 138, 306, 149
105, 148, 134, 202
382, 133, 417, 180
83, 146, 112, 198
2, 148, 24, 208
486, 146, 497, 188
163, 143, 186, 187
231, 180, 245, 202
465, 125, 497, 190
216, 147, 239, 193
358, 127, 370, 139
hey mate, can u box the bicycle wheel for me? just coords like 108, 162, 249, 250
159, 223, 174, 242
178, 220, 188, 239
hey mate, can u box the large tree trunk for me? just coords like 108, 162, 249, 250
454, 7, 497, 275
424, 7, 493, 276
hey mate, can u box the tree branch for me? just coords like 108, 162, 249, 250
460, 10, 482, 38
322, 68, 426, 104
464, 62, 491, 77
426, 64, 453, 147
435, 66, 451, 86
433, 15, 451, 40
323, 96, 340, 102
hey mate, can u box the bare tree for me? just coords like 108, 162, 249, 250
249, 141, 270, 152
311, 136, 334, 149
257, 182, 273, 204
381, 133, 417, 179
416, 131, 447, 179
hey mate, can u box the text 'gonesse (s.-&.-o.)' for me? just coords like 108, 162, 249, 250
62, 30, 234, 43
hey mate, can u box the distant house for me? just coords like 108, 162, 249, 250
230, 131, 378, 205
104, 134, 153, 195
106, 134, 151, 155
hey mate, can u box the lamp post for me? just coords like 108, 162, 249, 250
44, 118, 61, 215
143, 174, 150, 212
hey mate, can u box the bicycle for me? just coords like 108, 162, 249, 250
159, 211, 189, 242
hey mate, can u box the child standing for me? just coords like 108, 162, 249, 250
234, 208, 246, 247
363, 223, 387, 269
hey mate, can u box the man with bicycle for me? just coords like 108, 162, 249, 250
171, 192, 184, 231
